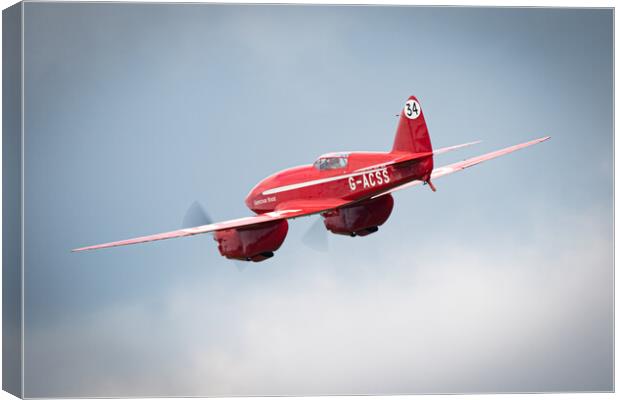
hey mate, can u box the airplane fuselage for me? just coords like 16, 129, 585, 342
245, 151, 433, 214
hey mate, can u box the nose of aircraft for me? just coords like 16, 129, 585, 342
244, 185, 258, 210
244, 177, 268, 211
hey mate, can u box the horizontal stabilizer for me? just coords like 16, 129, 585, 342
433, 140, 482, 155
357, 140, 482, 171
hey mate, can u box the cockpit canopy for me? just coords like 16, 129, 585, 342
313, 152, 349, 171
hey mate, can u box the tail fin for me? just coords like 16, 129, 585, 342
392, 95, 433, 154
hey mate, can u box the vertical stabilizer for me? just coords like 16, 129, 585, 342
392, 95, 433, 154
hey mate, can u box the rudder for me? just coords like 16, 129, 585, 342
392, 95, 433, 154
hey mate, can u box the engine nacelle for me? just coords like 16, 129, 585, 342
213, 219, 288, 262
322, 194, 394, 237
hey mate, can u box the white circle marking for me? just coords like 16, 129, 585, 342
404, 99, 421, 120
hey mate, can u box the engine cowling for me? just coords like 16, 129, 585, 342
213, 220, 288, 262
322, 194, 394, 237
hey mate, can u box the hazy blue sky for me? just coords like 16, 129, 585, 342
21, 4, 612, 397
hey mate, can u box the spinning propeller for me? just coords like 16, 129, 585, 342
182, 201, 247, 271
182, 201, 212, 228
302, 216, 329, 252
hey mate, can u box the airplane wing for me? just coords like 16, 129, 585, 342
373, 136, 550, 198
72, 198, 350, 252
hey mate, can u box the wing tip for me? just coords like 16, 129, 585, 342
71, 246, 91, 252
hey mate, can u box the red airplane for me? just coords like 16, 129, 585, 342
73, 95, 549, 261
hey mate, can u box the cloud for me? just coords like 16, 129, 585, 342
25, 207, 612, 397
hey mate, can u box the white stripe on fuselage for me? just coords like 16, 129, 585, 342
262, 167, 390, 195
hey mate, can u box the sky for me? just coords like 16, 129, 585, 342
20, 4, 612, 397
